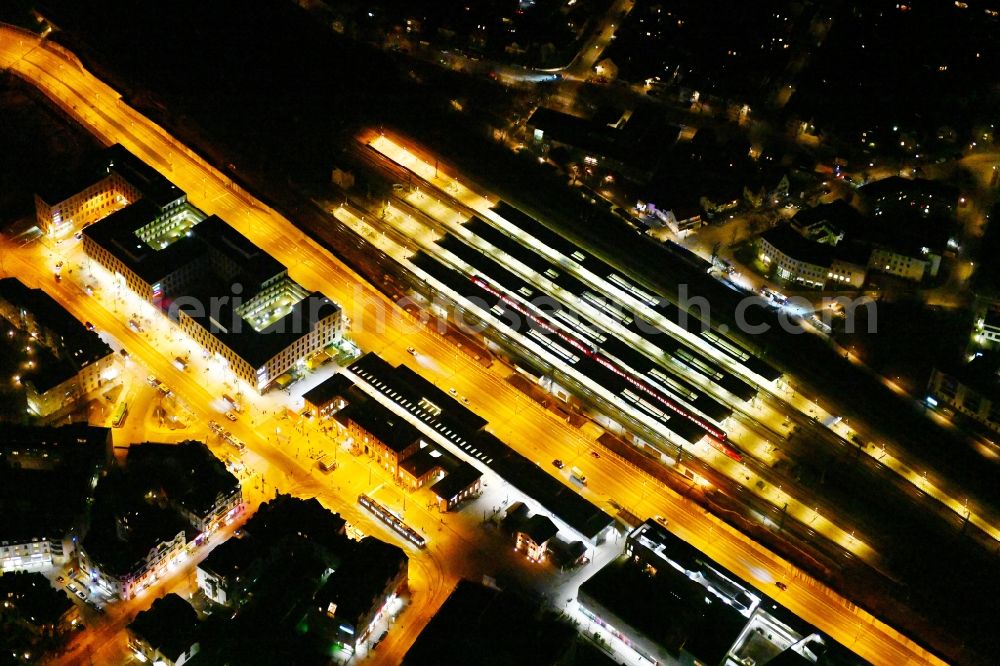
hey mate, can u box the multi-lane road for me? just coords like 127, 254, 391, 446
0, 26, 941, 665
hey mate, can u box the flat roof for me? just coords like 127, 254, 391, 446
302, 373, 355, 408
192, 215, 285, 288
176, 281, 338, 369
83, 199, 200, 285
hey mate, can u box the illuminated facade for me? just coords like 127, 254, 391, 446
0, 278, 119, 418
77, 167, 342, 393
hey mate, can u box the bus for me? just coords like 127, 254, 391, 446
111, 402, 128, 428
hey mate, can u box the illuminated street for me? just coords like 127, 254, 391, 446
0, 23, 948, 666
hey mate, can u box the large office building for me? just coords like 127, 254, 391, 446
66, 147, 343, 392
35, 144, 186, 237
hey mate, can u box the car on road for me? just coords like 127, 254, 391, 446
54, 272, 61, 282
552, 459, 564, 469
56, 576, 64, 583
84, 321, 94, 331
653, 515, 669, 528
406, 347, 417, 355
775, 581, 788, 591
590, 450, 601, 459
448, 388, 457, 395
224, 411, 238, 422
66, 583, 78, 593
461, 396, 470, 405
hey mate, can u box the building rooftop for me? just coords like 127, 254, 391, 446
101, 144, 185, 209
402, 579, 577, 666
313, 536, 407, 627
340, 398, 422, 454
861, 176, 958, 203
82, 495, 191, 578
471, 431, 614, 541
189, 215, 285, 291
519, 514, 558, 545
83, 199, 200, 285
791, 200, 863, 231
0, 424, 110, 544
939, 353, 1000, 402
198, 535, 258, 582
1, 331, 79, 395
176, 280, 339, 369
128, 593, 199, 662
0, 277, 114, 388
0, 571, 74, 626
346, 353, 613, 540
429, 460, 483, 502
762, 226, 836, 268
244, 494, 349, 562
580, 555, 739, 660
125, 441, 240, 523
302, 373, 355, 409
398, 445, 444, 479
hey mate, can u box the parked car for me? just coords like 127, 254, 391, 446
552, 459, 564, 469
225, 411, 238, 422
